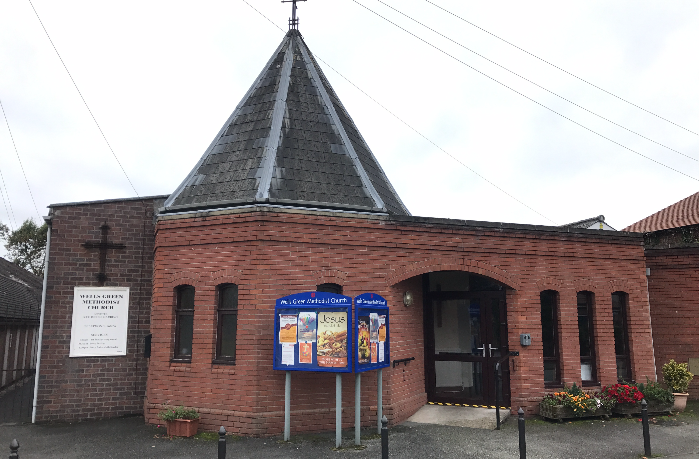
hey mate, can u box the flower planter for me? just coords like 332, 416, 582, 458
166, 419, 199, 437
673, 393, 689, 412
611, 400, 674, 416
539, 403, 610, 422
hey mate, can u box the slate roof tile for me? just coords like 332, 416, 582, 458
164, 30, 408, 215
0, 257, 41, 322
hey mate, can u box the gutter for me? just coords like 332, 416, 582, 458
32, 214, 52, 423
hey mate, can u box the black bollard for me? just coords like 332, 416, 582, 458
218, 426, 226, 459
9, 439, 19, 459
518, 408, 526, 459
495, 363, 502, 430
641, 399, 651, 457
381, 415, 388, 459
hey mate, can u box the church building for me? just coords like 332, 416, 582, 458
33, 25, 658, 435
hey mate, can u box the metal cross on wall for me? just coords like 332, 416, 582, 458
82, 222, 126, 286
282, 0, 307, 30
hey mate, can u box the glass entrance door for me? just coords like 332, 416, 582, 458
425, 285, 509, 406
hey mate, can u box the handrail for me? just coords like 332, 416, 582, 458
392, 357, 415, 368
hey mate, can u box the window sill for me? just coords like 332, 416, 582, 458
170, 358, 192, 364
582, 381, 601, 387
544, 382, 563, 389
212, 359, 236, 365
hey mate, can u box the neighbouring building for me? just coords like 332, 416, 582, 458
32, 27, 661, 434
624, 191, 699, 396
0, 257, 41, 422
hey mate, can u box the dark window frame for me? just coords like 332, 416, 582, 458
173, 285, 195, 362
316, 283, 343, 295
214, 283, 238, 365
577, 291, 597, 386
540, 290, 561, 387
612, 291, 632, 382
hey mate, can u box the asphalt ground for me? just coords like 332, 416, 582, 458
2, 401, 699, 459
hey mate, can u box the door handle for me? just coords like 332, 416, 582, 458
489, 344, 498, 358
476, 345, 485, 358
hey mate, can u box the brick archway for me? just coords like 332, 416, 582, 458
385, 257, 520, 290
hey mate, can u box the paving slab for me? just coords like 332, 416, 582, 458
407, 404, 509, 429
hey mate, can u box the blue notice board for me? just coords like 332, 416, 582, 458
354, 293, 390, 373
273, 292, 353, 373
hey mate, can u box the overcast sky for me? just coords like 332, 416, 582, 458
1, 0, 698, 257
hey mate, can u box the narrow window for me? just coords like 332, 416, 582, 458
317, 283, 343, 294
174, 285, 195, 360
540, 290, 560, 385
612, 292, 631, 381
577, 291, 596, 384
215, 284, 238, 363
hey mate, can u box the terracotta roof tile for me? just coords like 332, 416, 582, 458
623, 191, 699, 232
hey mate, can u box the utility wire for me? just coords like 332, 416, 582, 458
0, 168, 16, 231
27, 0, 140, 197
241, 0, 557, 224
352, 0, 699, 183
1, 98, 42, 221
424, 0, 699, 138
376, 0, 697, 163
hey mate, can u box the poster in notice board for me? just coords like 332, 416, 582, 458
273, 291, 353, 373
354, 293, 390, 373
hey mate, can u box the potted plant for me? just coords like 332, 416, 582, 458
158, 406, 200, 437
662, 359, 694, 412
636, 378, 674, 415
539, 383, 613, 422
602, 383, 644, 416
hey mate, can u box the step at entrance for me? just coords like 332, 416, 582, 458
406, 403, 510, 430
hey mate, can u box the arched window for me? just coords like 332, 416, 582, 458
174, 285, 195, 360
316, 283, 343, 295
540, 290, 560, 385
577, 291, 596, 384
612, 292, 631, 381
215, 284, 238, 364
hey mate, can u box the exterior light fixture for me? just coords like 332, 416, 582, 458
403, 291, 414, 307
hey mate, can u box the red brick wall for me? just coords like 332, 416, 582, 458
646, 247, 699, 397
35, 197, 164, 422
146, 208, 654, 434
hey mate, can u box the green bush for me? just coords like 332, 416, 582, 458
636, 378, 674, 404
158, 406, 200, 421
662, 359, 694, 394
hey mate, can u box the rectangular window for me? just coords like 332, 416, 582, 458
540, 290, 560, 385
577, 291, 596, 384
174, 285, 195, 361
215, 284, 238, 363
612, 292, 631, 381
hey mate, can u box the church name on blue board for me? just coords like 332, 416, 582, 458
357, 299, 385, 306
279, 297, 350, 305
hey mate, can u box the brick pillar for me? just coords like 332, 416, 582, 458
628, 288, 656, 382
593, 293, 617, 386
558, 288, 581, 386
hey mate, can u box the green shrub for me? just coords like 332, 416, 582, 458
158, 406, 200, 421
662, 359, 694, 394
636, 378, 674, 404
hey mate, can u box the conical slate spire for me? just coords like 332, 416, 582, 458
162, 30, 409, 216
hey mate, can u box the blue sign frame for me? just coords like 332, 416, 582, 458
273, 292, 353, 373
354, 293, 390, 373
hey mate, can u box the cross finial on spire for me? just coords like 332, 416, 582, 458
282, 0, 307, 30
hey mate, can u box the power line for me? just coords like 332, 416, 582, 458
0, 167, 16, 231
241, 0, 557, 224
375, 0, 697, 163
1, 98, 42, 221
424, 0, 699, 138
352, 0, 699, 183
26, 0, 140, 198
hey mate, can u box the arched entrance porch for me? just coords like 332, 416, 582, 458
423, 271, 511, 407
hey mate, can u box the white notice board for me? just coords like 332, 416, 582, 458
69, 287, 130, 357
